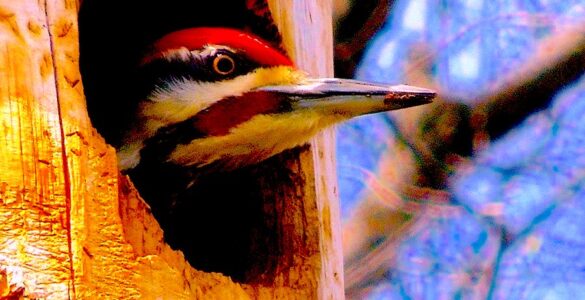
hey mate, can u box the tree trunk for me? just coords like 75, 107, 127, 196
0, 0, 342, 299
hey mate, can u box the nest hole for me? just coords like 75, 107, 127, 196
78, 0, 305, 283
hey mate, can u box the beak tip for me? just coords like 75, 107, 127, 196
383, 84, 436, 109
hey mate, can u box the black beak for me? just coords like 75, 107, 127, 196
254, 78, 435, 117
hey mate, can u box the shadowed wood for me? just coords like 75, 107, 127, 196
0, 0, 341, 299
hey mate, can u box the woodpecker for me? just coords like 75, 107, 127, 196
115, 27, 434, 174
89, 27, 434, 275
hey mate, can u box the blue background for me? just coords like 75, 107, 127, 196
337, 1, 585, 298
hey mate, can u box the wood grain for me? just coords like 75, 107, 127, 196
265, 1, 345, 299
0, 0, 341, 299
0, 0, 249, 298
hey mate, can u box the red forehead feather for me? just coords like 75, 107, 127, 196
147, 27, 293, 67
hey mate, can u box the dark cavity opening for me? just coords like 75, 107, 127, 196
78, 0, 303, 283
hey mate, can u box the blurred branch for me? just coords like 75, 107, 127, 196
403, 24, 585, 187
344, 185, 458, 298
334, 0, 392, 77
344, 216, 419, 299
470, 24, 585, 146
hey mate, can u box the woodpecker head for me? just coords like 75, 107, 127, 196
118, 27, 434, 171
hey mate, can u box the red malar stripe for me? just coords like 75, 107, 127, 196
191, 91, 289, 136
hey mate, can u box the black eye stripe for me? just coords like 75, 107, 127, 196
136, 49, 259, 98
205, 49, 250, 74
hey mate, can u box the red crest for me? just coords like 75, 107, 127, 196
144, 27, 293, 67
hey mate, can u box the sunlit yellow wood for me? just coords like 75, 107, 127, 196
0, 0, 340, 298
0, 0, 249, 298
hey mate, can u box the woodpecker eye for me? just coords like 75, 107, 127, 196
212, 54, 236, 75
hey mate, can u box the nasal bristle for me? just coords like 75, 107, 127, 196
143, 27, 293, 67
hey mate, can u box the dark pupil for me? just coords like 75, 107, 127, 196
216, 57, 234, 73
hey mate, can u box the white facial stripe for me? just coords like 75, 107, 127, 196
199, 45, 235, 56
144, 66, 301, 128
159, 45, 236, 62
119, 66, 306, 170
160, 47, 194, 62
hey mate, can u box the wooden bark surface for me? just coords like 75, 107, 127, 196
263, 1, 344, 299
0, 0, 341, 299
0, 0, 250, 299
